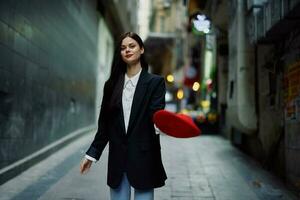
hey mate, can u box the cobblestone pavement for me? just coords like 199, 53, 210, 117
0, 133, 298, 200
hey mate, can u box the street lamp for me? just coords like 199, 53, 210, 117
177, 89, 184, 100
166, 74, 174, 83
192, 82, 200, 91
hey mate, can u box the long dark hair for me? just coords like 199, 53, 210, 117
104, 32, 149, 111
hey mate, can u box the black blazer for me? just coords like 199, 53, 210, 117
86, 68, 167, 190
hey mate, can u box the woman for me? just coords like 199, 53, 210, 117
80, 32, 167, 200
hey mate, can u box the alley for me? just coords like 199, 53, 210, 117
1, 0, 300, 198
0, 132, 297, 200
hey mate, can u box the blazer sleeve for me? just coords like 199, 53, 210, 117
149, 77, 166, 119
85, 82, 109, 161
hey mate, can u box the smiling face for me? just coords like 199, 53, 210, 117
120, 37, 144, 65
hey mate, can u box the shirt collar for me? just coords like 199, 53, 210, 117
124, 68, 142, 87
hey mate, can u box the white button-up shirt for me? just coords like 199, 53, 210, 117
122, 69, 141, 132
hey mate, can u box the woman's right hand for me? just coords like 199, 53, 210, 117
80, 158, 93, 174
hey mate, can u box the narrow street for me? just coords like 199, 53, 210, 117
0, 132, 297, 200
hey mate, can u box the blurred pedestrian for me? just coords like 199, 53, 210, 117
80, 32, 167, 200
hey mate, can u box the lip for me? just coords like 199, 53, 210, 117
125, 54, 133, 58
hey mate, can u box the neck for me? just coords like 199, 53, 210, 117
126, 62, 142, 78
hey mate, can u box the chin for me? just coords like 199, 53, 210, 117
125, 59, 139, 65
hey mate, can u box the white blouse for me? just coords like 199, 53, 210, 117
122, 69, 141, 133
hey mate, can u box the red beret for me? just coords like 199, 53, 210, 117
153, 110, 201, 138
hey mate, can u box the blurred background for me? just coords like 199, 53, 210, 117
0, 0, 300, 197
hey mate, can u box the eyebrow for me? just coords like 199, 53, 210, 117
121, 42, 135, 46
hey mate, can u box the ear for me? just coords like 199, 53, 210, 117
140, 47, 144, 54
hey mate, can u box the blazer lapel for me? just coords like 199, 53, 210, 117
115, 76, 126, 135
126, 68, 149, 136
117, 101, 126, 135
